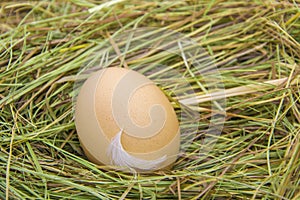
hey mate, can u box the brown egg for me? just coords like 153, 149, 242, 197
75, 67, 180, 171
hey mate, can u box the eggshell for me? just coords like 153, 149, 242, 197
75, 67, 180, 171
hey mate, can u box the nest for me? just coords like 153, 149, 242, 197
1, 0, 299, 199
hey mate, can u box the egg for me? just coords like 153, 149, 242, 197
75, 67, 180, 171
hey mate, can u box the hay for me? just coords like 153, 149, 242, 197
1, 0, 299, 199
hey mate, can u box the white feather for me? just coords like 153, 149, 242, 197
107, 130, 167, 171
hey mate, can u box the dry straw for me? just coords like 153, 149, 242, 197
1, 0, 299, 199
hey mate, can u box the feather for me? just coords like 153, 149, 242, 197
107, 129, 167, 171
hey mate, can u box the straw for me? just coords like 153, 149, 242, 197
1, 0, 299, 199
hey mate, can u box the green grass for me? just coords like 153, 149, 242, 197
1, 0, 300, 199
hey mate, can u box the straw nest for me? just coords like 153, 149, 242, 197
1, 0, 299, 199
